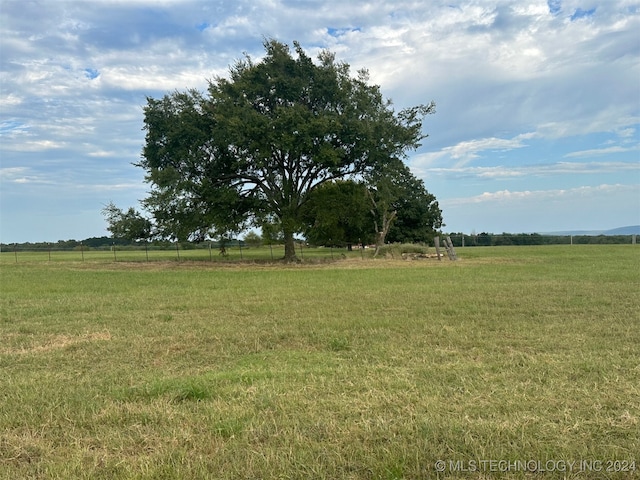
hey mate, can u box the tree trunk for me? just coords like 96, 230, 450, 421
373, 210, 397, 258
373, 231, 384, 258
282, 226, 298, 262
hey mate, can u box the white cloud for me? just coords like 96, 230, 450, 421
424, 161, 640, 180
2, 140, 68, 152
0, 93, 23, 107
445, 183, 638, 207
565, 145, 640, 158
617, 127, 636, 139
0, 167, 53, 184
88, 150, 116, 158
0, 167, 29, 179
100, 65, 216, 92
413, 133, 535, 168
80, 182, 146, 192
535, 114, 640, 140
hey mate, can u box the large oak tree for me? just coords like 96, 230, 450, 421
138, 40, 435, 261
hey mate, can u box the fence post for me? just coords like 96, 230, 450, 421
176, 242, 180, 260
444, 237, 453, 260
81, 242, 84, 262
112, 243, 117, 262
633, 234, 637, 245
445, 236, 458, 261
434, 237, 442, 261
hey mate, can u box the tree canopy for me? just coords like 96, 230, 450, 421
366, 159, 442, 254
301, 180, 373, 248
136, 39, 435, 260
301, 163, 443, 252
102, 202, 152, 242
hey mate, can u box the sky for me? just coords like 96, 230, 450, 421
1, 0, 639, 243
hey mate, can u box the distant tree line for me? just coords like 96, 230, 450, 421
1, 237, 130, 251
0, 237, 244, 252
447, 233, 636, 246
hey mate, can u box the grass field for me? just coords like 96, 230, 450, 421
0, 243, 362, 264
1, 245, 638, 479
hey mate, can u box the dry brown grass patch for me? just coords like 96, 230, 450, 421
1, 331, 112, 355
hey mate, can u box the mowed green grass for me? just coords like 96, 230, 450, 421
1, 246, 638, 479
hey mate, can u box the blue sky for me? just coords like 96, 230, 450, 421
1, 0, 638, 243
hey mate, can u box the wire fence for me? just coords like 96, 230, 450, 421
1, 234, 636, 264
0, 242, 367, 264
445, 233, 638, 247
0, 233, 638, 263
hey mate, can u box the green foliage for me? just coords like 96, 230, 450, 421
102, 202, 152, 242
260, 218, 284, 245
301, 166, 443, 248
137, 39, 434, 259
301, 180, 373, 247
366, 159, 442, 253
242, 231, 262, 248
386, 176, 443, 244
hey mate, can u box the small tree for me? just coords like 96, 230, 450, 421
386, 174, 443, 244
301, 167, 442, 252
102, 202, 152, 243
366, 159, 442, 256
243, 231, 263, 248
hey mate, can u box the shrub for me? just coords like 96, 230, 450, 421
377, 243, 429, 257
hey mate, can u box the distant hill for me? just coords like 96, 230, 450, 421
542, 226, 640, 236
603, 225, 640, 235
